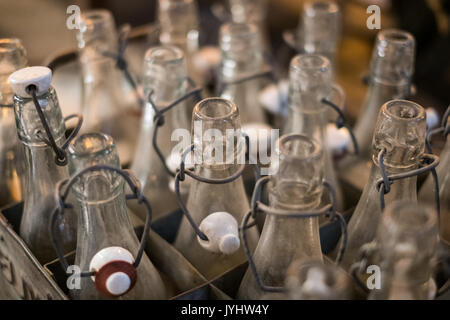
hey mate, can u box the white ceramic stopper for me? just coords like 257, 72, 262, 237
241, 122, 273, 162
197, 211, 240, 255
426, 107, 439, 129
326, 123, 350, 153
89, 246, 135, 297
8, 66, 52, 98
258, 80, 289, 115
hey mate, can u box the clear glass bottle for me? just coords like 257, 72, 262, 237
285, 259, 353, 300
158, 0, 201, 87
339, 100, 427, 270
369, 201, 438, 300
354, 29, 415, 159
228, 0, 270, 53
284, 54, 344, 211
298, 1, 340, 71
77, 9, 141, 165
10, 67, 76, 264
219, 22, 266, 125
129, 46, 189, 221
174, 97, 259, 280
67, 132, 167, 300
237, 134, 324, 300
0, 38, 27, 207
419, 125, 450, 243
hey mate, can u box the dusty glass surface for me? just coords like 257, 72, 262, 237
68, 133, 167, 300
369, 201, 438, 300
339, 100, 427, 270
237, 134, 324, 299
77, 9, 141, 164
14, 87, 76, 264
0, 38, 26, 207
284, 54, 344, 210
354, 29, 415, 159
129, 46, 189, 221
174, 98, 259, 280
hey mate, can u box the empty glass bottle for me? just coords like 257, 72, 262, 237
67, 132, 167, 300
158, 0, 201, 87
174, 97, 259, 279
129, 45, 190, 221
368, 201, 438, 300
285, 259, 353, 300
284, 54, 344, 211
354, 29, 415, 159
297, 1, 340, 70
77, 9, 141, 165
0, 38, 26, 207
419, 115, 450, 243
339, 100, 427, 270
228, 0, 270, 52
238, 134, 324, 299
9, 66, 76, 264
219, 22, 266, 125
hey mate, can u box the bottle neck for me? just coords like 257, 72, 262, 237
23, 138, 69, 200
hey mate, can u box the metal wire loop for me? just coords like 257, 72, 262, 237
149, 79, 203, 177
28, 85, 83, 166
173, 131, 254, 242
240, 178, 348, 293
50, 165, 153, 277
376, 150, 440, 214
101, 24, 143, 105
321, 97, 359, 155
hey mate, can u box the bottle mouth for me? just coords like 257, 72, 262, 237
68, 132, 115, 158
382, 99, 425, 122
277, 134, 322, 161
291, 54, 331, 73
220, 22, 259, 46
145, 45, 184, 65
81, 9, 114, 27
304, 1, 339, 16
378, 29, 415, 46
0, 38, 27, 74
194, 97, 238, 120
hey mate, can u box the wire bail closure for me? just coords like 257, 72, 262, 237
240, 178, 348, 293
50, 165, 153, 278
27, 85, 83, 166
376, 149, 440, 215
321, 97, 359, 155
149, 77, 203, 177
174, 133, 256, 242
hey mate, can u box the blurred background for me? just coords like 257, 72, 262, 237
0, 0, 449, 119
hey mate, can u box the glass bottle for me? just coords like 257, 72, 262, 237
237, 134, 324, 300
67, 132, 167, 300
0, 38, 27, 207
9, 66, 76, 264
369, 201, 438, 300
158, 0, 201, 87
129, 45, 190, 221
174, 97, 259, 280
285, 259, 353, 300
339, 100, 427, 271
284, 54, 344, 211
419, 120, 450, 244
228, 0, 270, 53
298, 1, 340, 71
354, 29, 415, 160
219, 22, 266, 125
77, 9, 141, 165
